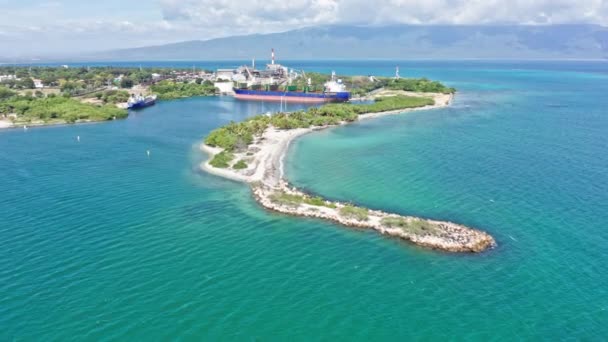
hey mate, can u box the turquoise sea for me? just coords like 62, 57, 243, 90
1, 61, 607, 340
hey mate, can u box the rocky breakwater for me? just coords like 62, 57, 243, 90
252, 181, 495, 253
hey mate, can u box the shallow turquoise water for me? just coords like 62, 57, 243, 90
1, 61, 608, 340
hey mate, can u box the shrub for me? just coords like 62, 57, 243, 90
269, 191, 304, 207
209, 151, 234, 168
233, 159, 247, 169
304, 196, 336, 208
339, 205, 369, 221
150, 80, 217, 100
0, 95, 127, 123
380, 217, 436, 235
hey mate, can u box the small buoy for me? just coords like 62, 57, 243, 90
146, 150, 150, 157
77, 135, 80, 142
23, 125, 27, 130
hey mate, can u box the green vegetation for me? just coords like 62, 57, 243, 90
380, 217, 437, 235
209, 151, 234, 168
345, 76, 455, 96
0, 86, 16, 100
120, 77, 134, 89
205, 95, 434, 152
88, 90, 130, 104
0, 66, 216, 100
269, 192, 305, 207
269, 191, 337, 209
288, 72, 454, 96
0, 93, 127, 124
339, 205, 369, 221
0, 66, 182, 90
150, 80, 217, 100
233, 159, 248, 170
305, 196, 337, 208
385, 78, 456, 94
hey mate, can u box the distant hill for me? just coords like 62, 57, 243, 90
82, 24, 608, 61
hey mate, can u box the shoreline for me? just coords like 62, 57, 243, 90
0, 117, 122, 131
200, 92, 497, 253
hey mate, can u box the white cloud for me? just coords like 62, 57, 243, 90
1, 0, 608, 57
160, 0, 608, 29
159, 0, 340, 36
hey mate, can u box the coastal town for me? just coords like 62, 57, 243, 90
1, 58, 454, 129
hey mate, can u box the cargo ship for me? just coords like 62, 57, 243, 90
127, 94, 157, 109
233, 86, 350, 103
229, 49, 350, 103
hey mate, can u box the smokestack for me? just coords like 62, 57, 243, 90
271, 48, 275, 65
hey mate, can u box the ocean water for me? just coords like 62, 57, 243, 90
1, 61, 607, 340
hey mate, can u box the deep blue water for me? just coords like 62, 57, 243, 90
1, 60, 608, 340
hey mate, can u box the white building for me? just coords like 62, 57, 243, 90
33, 79, 44, 89
216, 69, 234, 81
0, 75, 18, 82
214, 82, 234, 95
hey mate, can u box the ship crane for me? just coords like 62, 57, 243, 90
244, 66, 254, 81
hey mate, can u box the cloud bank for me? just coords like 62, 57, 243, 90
160, 0, 608, 31
1, 0, 607, 57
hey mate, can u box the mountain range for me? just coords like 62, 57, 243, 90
7, 24, 608, 62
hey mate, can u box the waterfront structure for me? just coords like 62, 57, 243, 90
223, 49, 351, 103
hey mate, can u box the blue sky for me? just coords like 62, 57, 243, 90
1, 0, 607, 57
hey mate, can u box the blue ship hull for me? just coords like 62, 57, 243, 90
233, 88, 350, 103
128, 98, 156, 109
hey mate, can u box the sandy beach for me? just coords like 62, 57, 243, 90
201, 92, 496, 252
0, 120, 13, 129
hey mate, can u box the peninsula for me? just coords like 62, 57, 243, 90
201, 91, 496, 253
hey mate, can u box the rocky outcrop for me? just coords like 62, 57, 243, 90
252, 181, 496, 253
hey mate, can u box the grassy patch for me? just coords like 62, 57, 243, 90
0, 94, 127, 124
233, 159, 247, 170
339, 205, 369, 221
304, 196, 337, 208
209, 151, 234, 168
269, 192, 304, 207
385, 78, 456, 94
380, 217, 437, 235
269, 191, 337, 209
151, 80, 217, 100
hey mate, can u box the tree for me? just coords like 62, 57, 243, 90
1, 79, 17, 89
15, 70, 29, 78
19, 78, 35, 89
120, 77, 134, 89
0, 86, 16, 100
40, 75, 58, 87
61, 81, 79, 93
